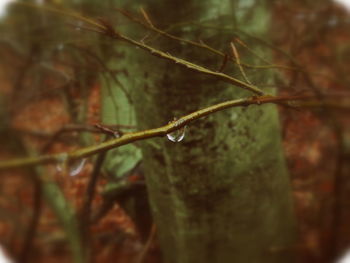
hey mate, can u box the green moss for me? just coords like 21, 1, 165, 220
115, 0, 296, 262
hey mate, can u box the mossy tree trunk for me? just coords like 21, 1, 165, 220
117, 0, 296, 262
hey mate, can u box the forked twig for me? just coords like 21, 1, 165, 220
230, 42, 252, 85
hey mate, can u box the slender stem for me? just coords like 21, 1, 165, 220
112, 32, 265, 95
230, 42, 252, 85
79, 149, 107, 262
0, 95, 314, 170
18, 175, 42, 263
135, 224, 157, 263
15, 2, 104, 30
115, 8, 295, 72
16, 2, 264, 95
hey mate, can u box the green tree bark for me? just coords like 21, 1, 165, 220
118, 0, 296, 262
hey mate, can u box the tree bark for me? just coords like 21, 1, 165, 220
118, 0, 296, 262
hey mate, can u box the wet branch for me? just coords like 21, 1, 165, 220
14, 2, 264, 95
0, 94, 319, 171
115, 8, 295, 72
110, 30, 265, 95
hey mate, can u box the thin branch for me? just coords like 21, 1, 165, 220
115, 8, 296, 72
15, 1, 104, 30
135, 224, 156, 263
80, 151, 106, 226
79, 149, 107, 261
16, 3, 264, 95
0, 95, 316, 171
40, 123, 135, 153
68, 44, 133, 104
115, 8, 225, 57
139, 7, 155, 28
233, 37, 274, 66
18, 175, 42, 263
230, 42, 252, 85
109, 31, 264, 95
94, 124, 123, 138
234, 28, 337, 82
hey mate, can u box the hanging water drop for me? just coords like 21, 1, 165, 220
57, 43, 64, 51
69, 158, 87, 176
75, 21, 83, 31
231, 112, 238, 121
55, 153, 68, 173
113, 131, 121, 138
56, 163, 63, 173
166, 126, 186, 142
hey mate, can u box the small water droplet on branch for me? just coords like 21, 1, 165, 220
69, 159, 87, 176
166, 126, 186, 142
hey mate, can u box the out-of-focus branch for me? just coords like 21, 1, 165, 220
79, 147, 107, 261
115, 8, 226, 57
14, 3, 264, 95
115, 8, 295, 72
135, 224, 156, 263
18, 175, 42, 263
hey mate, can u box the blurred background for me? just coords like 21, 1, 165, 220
0, 0, 350, 262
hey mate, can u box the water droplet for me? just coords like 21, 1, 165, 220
113, 131, 121, 138
231, 112, 238, 120
295, 13, 306, 20
182, 26, 191, 32
69, 159, 87, 176
56, 163, 63, 173
55, 153, 68, 173
327, 17, 338, 27
57, 43, 64, 50
166, 126, 186, 142
75, 21, 83, 31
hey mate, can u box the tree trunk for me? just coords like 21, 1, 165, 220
118, 0, 296, 262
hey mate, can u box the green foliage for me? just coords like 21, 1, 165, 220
103, 145, 142, 178
100, 67, 142, 178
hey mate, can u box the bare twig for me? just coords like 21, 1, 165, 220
13, 3, 262, 95
233, 37, 273, 66
217, 54, 229, 72
114, 8, 296, 72
115, 8, 226, 56
14, 2, 104, 31
79, 148, 107, 261
94, 124, 123, 138
40, 123, 134, 152
109, 30, 265, 95
230, 42, 252, 85
68, 44, 133, 104
0, 95, 318, 170
135, 224, 156, 263
18, 175, 42, 263
139, 7, 154, 28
